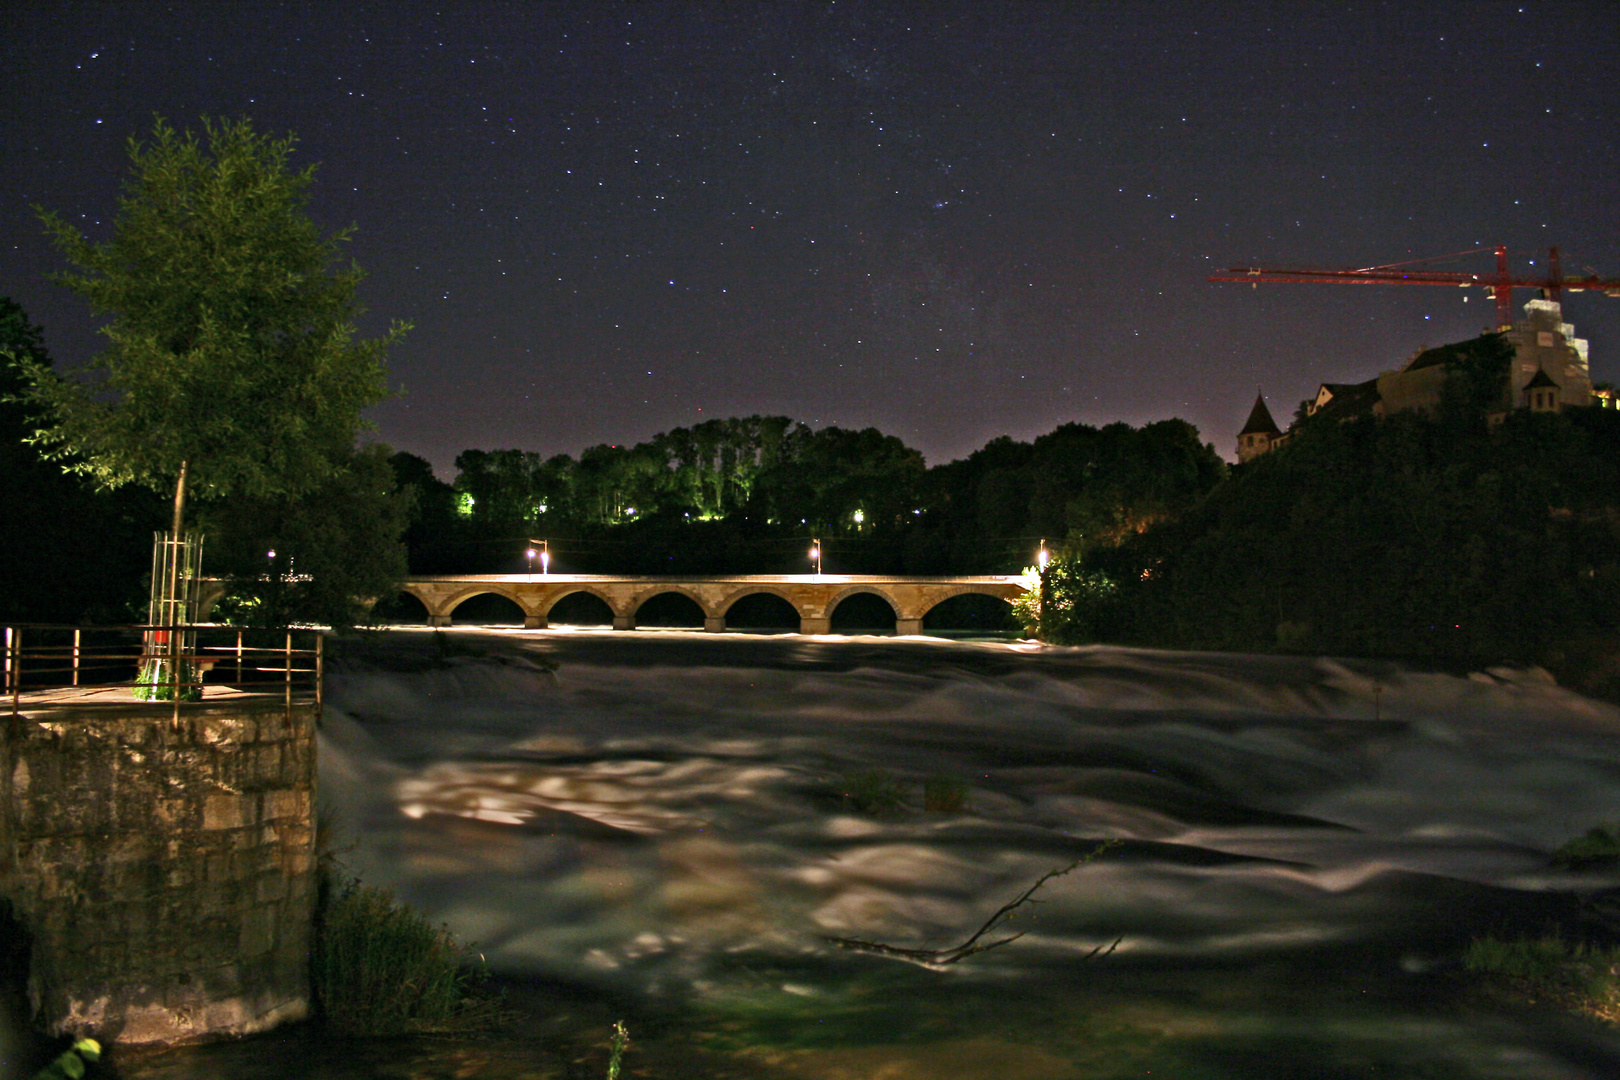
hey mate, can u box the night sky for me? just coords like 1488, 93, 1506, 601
5, 1, 1619, 478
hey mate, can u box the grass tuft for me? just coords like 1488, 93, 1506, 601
1464, 934, 1620, 1022
842, 769, 908, 816
1551, 823, 1620, 869
313, 872, 495, 1035
606, 1020, 630, 1080
923, 775, 968, 813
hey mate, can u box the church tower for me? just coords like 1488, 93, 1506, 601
1237, 392, 1282, 462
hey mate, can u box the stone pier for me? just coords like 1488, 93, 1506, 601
0, 689, 317, 1044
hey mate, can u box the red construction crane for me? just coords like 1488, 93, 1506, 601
1209, 246, 1620, 331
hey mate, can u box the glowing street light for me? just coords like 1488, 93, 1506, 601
525, 547, 537, 581
810, 538, 822, 577
528, 539, 550, 576
1036, 538, 1050, 639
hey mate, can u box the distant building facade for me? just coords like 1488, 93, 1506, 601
1240, 299, 1612, 458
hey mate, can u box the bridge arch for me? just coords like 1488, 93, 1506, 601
823, 585, 901, 619
543, 588, 618, 627
921, 589, 1017, 634
720, 588, 802, 632
718, 585, 801, 615
631, 589, 708, 629
826, 587, 900, 634
628, 585, 713, 619
448, 589, 528, 626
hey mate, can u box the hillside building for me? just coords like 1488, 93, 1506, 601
1240, 298, 1611, 460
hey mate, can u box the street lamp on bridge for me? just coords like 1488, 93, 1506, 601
526, 539, 549, 578
810, 538, 821, 578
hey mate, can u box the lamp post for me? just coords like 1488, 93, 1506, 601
1036, 539, 1050, 640
525, 547, 536, 581
810, 538, 821, 578
528, 539, 549, 576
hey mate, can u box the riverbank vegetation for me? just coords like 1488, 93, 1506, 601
1459, 819, 1620, 1026
313, 872, 496, 1035
1464, 935, 1620, 1023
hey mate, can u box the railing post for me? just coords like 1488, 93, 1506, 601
315, 633, 324, 709
72, 628, 81, 687
169, 615, 182, 724
284, 630, 293, 712
236, 628, 243, 688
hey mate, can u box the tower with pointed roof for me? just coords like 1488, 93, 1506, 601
1237, 392, 1283, 462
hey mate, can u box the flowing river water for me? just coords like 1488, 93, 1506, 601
123, 629, 1620, 1079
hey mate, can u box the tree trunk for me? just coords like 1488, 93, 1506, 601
167, 459, 189, 628
171, 459, 189, 539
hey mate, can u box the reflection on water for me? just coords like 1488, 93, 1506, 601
127, 631, 1620, 1078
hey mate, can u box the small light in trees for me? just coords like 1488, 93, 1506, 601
457, 493, 475, 517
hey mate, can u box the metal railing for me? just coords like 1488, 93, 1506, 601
4, 624, 323, 719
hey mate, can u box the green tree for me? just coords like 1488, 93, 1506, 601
12, 116, 407, 539
202, 445, 411, 628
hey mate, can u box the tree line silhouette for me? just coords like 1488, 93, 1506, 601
392, 414, 1226, 577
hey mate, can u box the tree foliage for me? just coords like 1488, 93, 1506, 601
202, 445, 411, 628
1, 297, 162, 622
1043, 402, 1620, 675
421, 415, 1224, 576
15, 116, 406, 519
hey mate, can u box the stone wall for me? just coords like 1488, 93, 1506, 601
0, 699, 317, 1044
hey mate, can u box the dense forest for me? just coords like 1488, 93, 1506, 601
396, 414, 1226, 576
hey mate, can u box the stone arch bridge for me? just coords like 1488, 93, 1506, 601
395, 574, 1027, 634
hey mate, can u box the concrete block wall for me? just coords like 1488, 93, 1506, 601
0, 701, 318, 1044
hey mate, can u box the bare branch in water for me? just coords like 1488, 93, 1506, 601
825, 839, 1121, 966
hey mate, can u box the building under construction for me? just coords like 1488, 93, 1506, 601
1237, 298, 1614, 463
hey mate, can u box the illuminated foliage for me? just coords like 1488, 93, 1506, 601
15, 117, 407, 527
